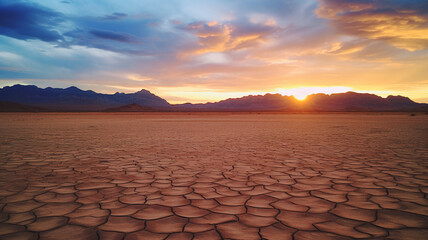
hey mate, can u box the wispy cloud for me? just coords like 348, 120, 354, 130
316, 0, 428, 51
89, 30, 138, 43
179, 20, 277, 55
100, 12, 128, 21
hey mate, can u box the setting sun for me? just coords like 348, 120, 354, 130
278, 86, 353, 101
295, 95, 307, 101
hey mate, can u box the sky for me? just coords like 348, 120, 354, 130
0, 0, 427, 103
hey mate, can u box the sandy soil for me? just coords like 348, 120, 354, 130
0, 113, 427, 239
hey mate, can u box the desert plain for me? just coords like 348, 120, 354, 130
0, 112, 427, 240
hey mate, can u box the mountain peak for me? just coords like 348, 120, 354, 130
9, 84, 38, 89
135, 89, 151, 95
66, 86, 80, 90
64, 86, 83, 92
386, 95, 415, 104
386, 95, 410, 100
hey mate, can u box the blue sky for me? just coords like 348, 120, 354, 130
1, 0, 427, 103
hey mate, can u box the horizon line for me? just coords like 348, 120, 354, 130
1, 83, 426, 105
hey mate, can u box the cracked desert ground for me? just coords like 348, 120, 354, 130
0, 113, 427, 240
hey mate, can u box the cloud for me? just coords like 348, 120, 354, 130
179, 20, 277, 55
58, 11, 183, 55
0, 1, 175, 55
324, 39, 414, 62
101, 12, 128, 21
90, 30, 137, 43
0, 1, 64, 42
316, 0, 428, 51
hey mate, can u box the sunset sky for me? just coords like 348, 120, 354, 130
0, 0, 427, 103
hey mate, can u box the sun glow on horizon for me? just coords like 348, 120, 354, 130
295, 95, 308, 101
156, 86, 354, 103
277, 86, 353, 101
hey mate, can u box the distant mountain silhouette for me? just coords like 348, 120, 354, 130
0, 84, 426, 112
175, 93, 300, 111
105, 103, 157, 112
0, 85, 169, 111
302, 92, 423, 111
0, 101, 48, 112
174, 92, 427, 112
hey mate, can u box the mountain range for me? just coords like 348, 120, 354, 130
0, 85, 168, 111
0, 84, 426, 112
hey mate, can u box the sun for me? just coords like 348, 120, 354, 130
278, 86, 352, 100
293, 93, 308, 101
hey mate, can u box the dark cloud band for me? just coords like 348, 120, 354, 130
90, 30, 136, 43
0, 2, 64, 42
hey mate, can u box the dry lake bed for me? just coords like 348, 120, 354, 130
0, 113, 427, 240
